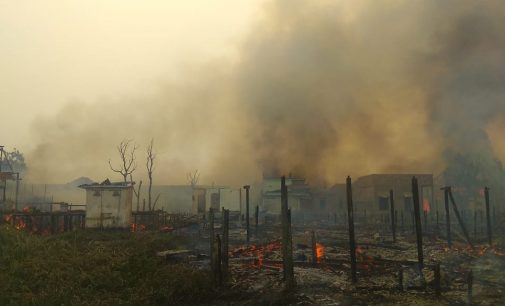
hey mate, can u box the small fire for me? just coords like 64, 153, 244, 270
316, 243, 325, 263
130, 223, 146, 232
423, 199, 431, 213
15, 219, 26, 230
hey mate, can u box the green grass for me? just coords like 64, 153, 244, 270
0, 226, 213, 305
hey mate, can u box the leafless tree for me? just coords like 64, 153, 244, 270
187, 169, 200, 187
146, 139, 156, 211
109, 139, 137, 183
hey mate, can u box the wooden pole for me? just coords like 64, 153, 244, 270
448, 188, 473, 248
442, 187, 452, 248
484, 187, 492, 246
311, 230, 317, 266
216, 234, 222, 286
209, 208, 215, 273
222, 209, 229, 281
346, 176, 357, 283
412, 177, 424, 271
280, 176, 295, 289
389, 189, 396, 243
243, 185, 250, 244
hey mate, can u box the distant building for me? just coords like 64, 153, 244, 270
79, 179, 133, 229
261, 177, 312, 213
352, 174, 434, 219
191, 186, 241, 214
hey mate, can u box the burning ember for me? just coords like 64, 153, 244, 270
231, 240, 282, 268
15, 219, 26, 230
316, 243, 325, 263
422, 199, 431, 213
130, 223, 146, 232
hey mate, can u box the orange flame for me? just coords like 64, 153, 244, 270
316, 243, 325, 262
130, 223, 146, 232
423, 199, 431, 213
15, 219, 26, 230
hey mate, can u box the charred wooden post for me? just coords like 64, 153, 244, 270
448, 188, 473, 248
209, 208, 215, 272
280, 176, 295, 289
467, 270, 473, 304
243, 185, 250, 244
222, 209, 230, 281
389, 189, 396, 243
412, 177, 424, 271
484, 187, 492, 246
441, 187, 452, 248
311, 230, 317, 266
434, 263, 441, 296
398, 266, 404, 291
216, 234, 223, 286
255, 205, 259, 236
346, 176, 357, 284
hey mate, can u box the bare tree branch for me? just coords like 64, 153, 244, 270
109, 139, 137, 183
187, 169, 200, 187
146, 139, 156, 210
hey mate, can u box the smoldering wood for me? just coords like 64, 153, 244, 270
346, 176, 357, 284
280, 176, 295, 289
484, 187, 492, 246
222, 209, 230, 281
411, 177, 424, 272
243, 185, 250, 244
389, 189, 396, 243
442, 187, 452, 248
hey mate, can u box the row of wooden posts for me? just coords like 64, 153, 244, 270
208, 175, 485, 299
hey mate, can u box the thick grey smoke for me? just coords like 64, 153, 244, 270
26, 0, 505, 188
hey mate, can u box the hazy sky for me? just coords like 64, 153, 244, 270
0, 0, 261, 150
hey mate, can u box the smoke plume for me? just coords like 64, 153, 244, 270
26, 0, 505, 188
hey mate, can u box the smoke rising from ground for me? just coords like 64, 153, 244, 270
26, 0, 505, 187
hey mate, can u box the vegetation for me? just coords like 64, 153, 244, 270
0, 227, 213, 305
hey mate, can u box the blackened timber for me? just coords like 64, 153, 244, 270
280, 176, 295, 289
346, 176, 357, 283
484, 187, 493, 246
389, 189, 396, 242
216, 234, 223, 286
441, 187, 452, 248
243, 185, 250, 244
448, 188, 474, 248
222, 209, 229, 281
209, 208, 215, 273
412, 177, 424, 270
